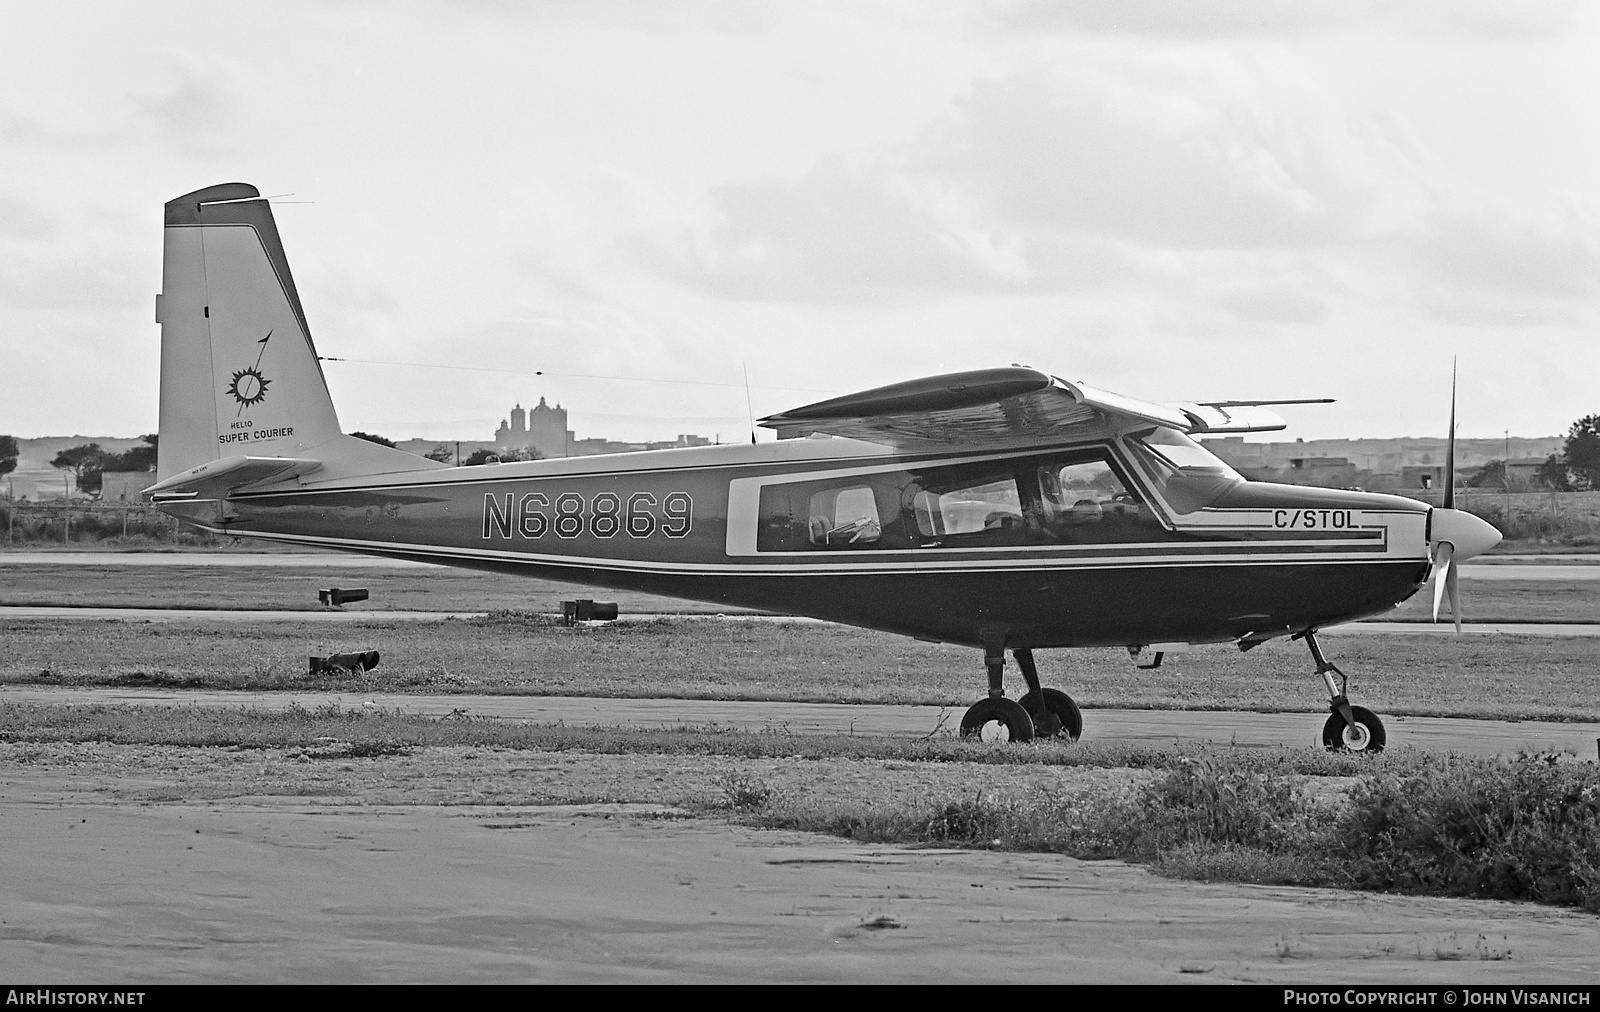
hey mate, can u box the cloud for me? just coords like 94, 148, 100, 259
133, 53, 244, 153
978, 0, 1589, 42
635, 56, 1421, 303
0, 248, 148, 310
922, 64, 1375, 249
1213, 280, 1328, 323
1412, 210, 1600, 299
0, 198, 58, 241
634, 151, 1032, 302
636, 46, 1600, 349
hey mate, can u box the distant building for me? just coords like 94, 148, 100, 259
569, 433, 713, 457
1204, 435, 1564, 493
1504, 457, 1552, 490
1400, 465, 1446, 491
494, 397, 574, 458
491, 399, 712, 458
98, 471, 154, 502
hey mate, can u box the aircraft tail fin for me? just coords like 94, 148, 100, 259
155, 183, 442, 484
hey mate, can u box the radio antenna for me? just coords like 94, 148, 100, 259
743, 362, 758, 444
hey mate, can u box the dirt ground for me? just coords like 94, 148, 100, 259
3, 741, 1598, 984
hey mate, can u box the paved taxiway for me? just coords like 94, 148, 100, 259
5, 788, 1598, 983
7, 686, 1599, 758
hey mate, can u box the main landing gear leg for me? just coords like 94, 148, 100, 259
1298, 629, 1386, 753
958, 648, 1084, 743
1013, 649, 1082, 742
958, 647, 1035, 743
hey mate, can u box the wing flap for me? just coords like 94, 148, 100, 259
1171, 402, 1289, 434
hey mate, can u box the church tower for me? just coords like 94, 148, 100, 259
526, 396, 573, 458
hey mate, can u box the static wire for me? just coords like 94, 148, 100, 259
318, 356, 834, 396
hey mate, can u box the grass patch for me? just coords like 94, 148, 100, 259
0, 701, 1377, 774
752, 753, 1600, 913
4, 614, 1600, 721
6, 702, 1597, 912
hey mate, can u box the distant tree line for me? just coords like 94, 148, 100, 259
461, 447, 541, 466
49, 435, 159, 496
1528, 415, 1600, 492
0, 434, 18, 480
352, 433, 541, 466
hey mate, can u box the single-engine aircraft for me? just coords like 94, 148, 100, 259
147, 183, 1502, 752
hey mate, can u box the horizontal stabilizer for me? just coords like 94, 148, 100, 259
144, 455, 323, 501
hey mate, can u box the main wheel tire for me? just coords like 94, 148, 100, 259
1016, 688, 1083, 742
1322, 705, 1386, 753
960, 697, 1036, 743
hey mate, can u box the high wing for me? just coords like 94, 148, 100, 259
758, 367, 1325, 449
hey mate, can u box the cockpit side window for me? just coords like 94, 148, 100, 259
912, 477, 1023, 539
1026, 455, 1167, 543
1123, 427, 1243, 514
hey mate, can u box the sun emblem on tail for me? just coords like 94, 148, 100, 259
228, 366, 270, 407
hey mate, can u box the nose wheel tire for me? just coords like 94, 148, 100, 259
1016, 688, 1082, 741
960, 698, 1036, 743
1322, 705, 1386, 753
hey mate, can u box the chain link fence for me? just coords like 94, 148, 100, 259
1, 501, 222, 547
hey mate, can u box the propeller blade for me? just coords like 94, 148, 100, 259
1443, 359, 1457, 510
1431, 541, 1454, 622
1446, 560, 1462, 633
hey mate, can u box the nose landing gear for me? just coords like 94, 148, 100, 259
958, 648, 1082, 743
1297, 629, 1386, 753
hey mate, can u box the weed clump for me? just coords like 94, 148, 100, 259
1336, 757, 1600, 910
718, 772, 773, 810
755, 752, 1600, 912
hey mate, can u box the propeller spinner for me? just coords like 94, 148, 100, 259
1429, 362, 1502, 629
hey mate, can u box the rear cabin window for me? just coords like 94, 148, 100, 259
757, 478, 907, 552
808, 486, 882, 546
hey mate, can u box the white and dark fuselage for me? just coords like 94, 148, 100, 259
162, 432, 1434, 650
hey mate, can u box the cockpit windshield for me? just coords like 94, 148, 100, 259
1123, 427, 1243, 514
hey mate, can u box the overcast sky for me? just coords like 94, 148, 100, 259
2, 1, 1596, 444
